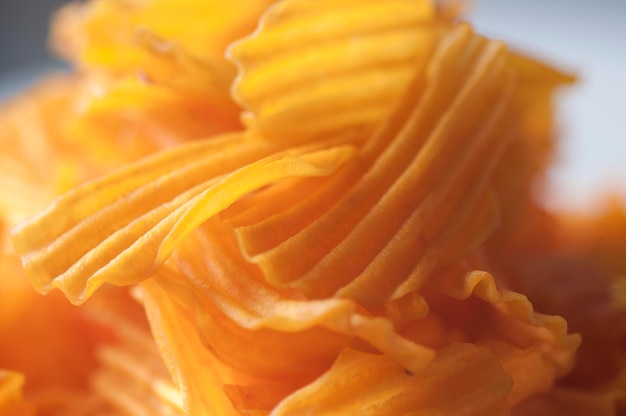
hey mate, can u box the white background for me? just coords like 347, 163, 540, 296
471, 0, 626, 211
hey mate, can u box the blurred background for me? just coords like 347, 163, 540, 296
470, 0, 626, 211
0, 0, 624, 211
0, 0, 68, 94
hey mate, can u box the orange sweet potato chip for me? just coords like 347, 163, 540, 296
2, 0, 625, 415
